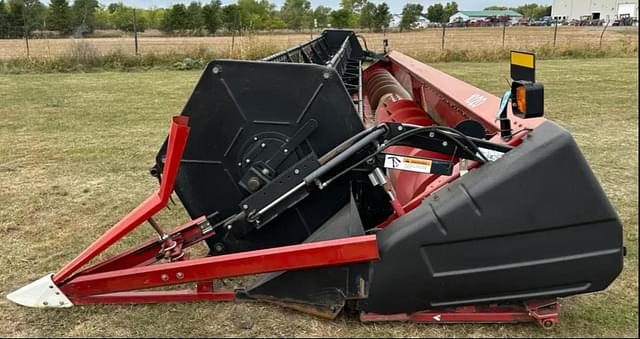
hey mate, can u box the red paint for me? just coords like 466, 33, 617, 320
78, 216, 209, 276
360, 299, 559, 329
363, 52, 547, 227
71, 289, 236, 305
60, 235, 379, 298
53, 116, 190, 284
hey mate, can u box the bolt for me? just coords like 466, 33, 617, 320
49, 285, 54, 289
261, 168, 270, 175
43, 301, 48, 306
397, 125, 403, 131
260, 143, 266, 148
161, 274, 169, 281
176, 272, 184, 279
55, 292, 60, 295
245, 158, 251, 163
294, 169, 300, 175
442, 141, 448, 147
214, 243, 224, 252
238, 162, 242, 166
226, 224, 233, 230
212, 66, 220, 74
366, 158, 375, 165
253, 136, 258, 141
283, 149, 288, 153
323, 72, 330, 79
242, 204, 249, 210
59, 301, 65, 305
429, 132, 435, 138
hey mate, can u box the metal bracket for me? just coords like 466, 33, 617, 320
6, 274, 73, 308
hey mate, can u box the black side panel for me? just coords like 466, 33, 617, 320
322, 29, 365, 59
155, 60, 364, 253
240, 193, 370, 317
361, 121, 624, 314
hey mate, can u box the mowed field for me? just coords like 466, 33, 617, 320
0, 57, 637, 337
0, 26, 638, 59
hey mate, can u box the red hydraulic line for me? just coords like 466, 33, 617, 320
53, 116, 190, 284
60, 235, 379, 298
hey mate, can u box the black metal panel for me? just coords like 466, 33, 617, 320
240, 193, 371, 317
360, 121, 624, 314
155, 59, 364, 254
262, 29, 364, 69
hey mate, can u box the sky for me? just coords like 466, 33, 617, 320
59, 0, 553, 15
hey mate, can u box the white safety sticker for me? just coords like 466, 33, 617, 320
477, 147, 505, 162
465, 94, 487, 108
384, 154, 433, 174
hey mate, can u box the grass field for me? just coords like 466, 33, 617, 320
0, 26, 638, 60
0, 57, 637, 337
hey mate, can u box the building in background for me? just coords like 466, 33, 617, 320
551, 0, 638, 21
448, 10, 523, 25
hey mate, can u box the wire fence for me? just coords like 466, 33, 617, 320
0, 24, 637, 60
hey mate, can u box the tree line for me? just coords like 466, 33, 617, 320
0, 0, 552, 38
0, 0, 394, 37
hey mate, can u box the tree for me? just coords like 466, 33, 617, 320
186, 1, 203, 32
161, 4, 189, 32
71, 0, 99, 34
330, 8, 351, 28
7, 0, 25, 36
340, 0, 364, 14
143, 7, 166, 30
0, 0, 9, 37
6, 0, 46, 37
202, 0, 222, 34
399, 3, 423, 31
47, 0, 71, 33
372, 2, 392, 32
443, 1, 458, 22
359, 1, 375, 31
93, 7, 112, 29
338, 0, 361, 27
281, 0, 311, 30
109, 3, 147, 32
222, 3, 241, 33
426, 3, 444, 23
312, 5, 331, 28
484, 6, 509, 10
514, 3, 549, 20
231, 0, 279, 31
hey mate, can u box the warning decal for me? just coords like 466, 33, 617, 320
384, 154, 433, 174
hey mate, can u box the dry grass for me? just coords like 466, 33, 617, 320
0, 57, 637, 337
0, 26, 637, 60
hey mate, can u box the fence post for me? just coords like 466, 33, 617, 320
24, 29, 30, 58
231, 31, 235, 53
502, 22, 506, 48
133, 8, 139, 55
599, 21, 609, 48
22, 6, 30, 58
441, 24, 446, 49
553, 20, 558, 47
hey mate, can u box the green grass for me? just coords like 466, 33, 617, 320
0, 57, 637, 337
